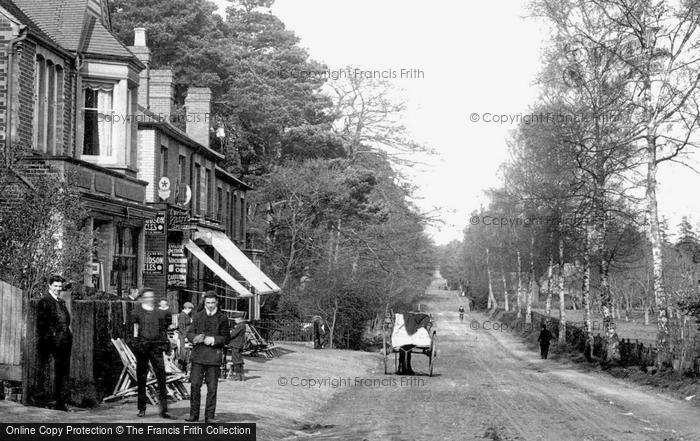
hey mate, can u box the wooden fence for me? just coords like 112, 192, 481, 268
519, 311, 699, 371
253, 319, 313, 342
23, 298, 138, 407
0, 281, 23, 382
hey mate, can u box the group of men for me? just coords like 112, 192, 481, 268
36, 277, 247, 423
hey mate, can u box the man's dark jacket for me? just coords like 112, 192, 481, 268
186, 309, 231, 365
537, 329, 553, 346
229, 323, 247, 350
37, 293, 72, 350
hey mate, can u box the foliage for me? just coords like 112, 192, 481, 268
111, 0, 335, 175
248, 156, 435, 348
0, 147, 93, 296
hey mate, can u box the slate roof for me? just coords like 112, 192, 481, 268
0, 0, 58, 47
8, 0, 140, 63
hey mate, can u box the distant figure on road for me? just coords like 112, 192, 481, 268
313, 316, 325, 349
397, 345, 415, 375
537, 324, 553, 359
458, 305, 465, 322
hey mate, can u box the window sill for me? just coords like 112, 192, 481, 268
80, 155, 137, 174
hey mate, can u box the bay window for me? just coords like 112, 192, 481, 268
82, 83, 114, 156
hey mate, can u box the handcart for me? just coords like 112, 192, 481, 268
382, 312, 437, 376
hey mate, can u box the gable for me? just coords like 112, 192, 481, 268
11, 0, 141, 66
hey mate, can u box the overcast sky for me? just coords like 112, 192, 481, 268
212, 0, 700, 245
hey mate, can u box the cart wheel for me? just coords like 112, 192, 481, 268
429, 331, 437, 377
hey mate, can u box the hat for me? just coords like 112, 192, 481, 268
183, 302, 194, 309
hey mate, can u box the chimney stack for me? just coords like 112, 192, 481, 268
185, 87, 211, 147
149, 70, 175, 119
127, 28, 150, 109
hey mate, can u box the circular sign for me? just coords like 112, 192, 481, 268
159, 177, 171, 191
183, 185, 192, 205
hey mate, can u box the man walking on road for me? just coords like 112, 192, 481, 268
36, 275, 72, 411
131, 288, 174, 419
177, 302, 194, 376
313, 316, 325, 349
537, 324, 553, 359
228, 317, 247, 381
186, 291, 231, 423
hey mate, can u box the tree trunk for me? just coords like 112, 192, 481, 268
486, 248, 495, 310
329, 298, 339, 350
526, 235, 535, 324
558, 234, 566, 345
501, 269, 509, 312
280, 233, 297, 290
646, 142, 670, 367
582, 224, 594, 361
516, 250, 523, 319
642, 296, 650, 325
545, 245, 553, 317
599, 251, 619, 361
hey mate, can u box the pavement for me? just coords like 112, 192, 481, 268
0, 342, 378, 440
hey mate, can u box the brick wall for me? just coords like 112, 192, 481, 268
136, 128, 157, 202
149, 69, 174, 119
62, 59, 75, 156
0, 17, 11, 149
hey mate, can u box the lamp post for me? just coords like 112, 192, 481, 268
216, 125, 226, 151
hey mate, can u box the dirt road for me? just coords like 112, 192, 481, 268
286, 281, 700, 441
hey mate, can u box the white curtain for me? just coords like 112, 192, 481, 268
97, 89, 113, 156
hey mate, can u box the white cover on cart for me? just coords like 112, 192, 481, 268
391, 313, 431, 348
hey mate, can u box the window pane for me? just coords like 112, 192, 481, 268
161, 146, 168, 178
98, 90, 113, 156
83, 89, 99, 155
83, 87, 114, 156
217, 187, 223, 221
47, 65, 55, 154
205, 169, 212, 217
37, 59, 46, 151
239, 197, 245, 243
194, 164, 201, 215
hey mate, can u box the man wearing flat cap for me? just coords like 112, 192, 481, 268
185, 291, 230, 423
177, 302, 194, 375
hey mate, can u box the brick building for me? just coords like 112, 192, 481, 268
0, 0, 153, 295
0, 0, 279, 317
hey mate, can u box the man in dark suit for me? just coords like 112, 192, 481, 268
36, 275, 72, 411
185, 291, 230, 423
537, 324, 554, 359
228, 318, 247, 381
313, 316, 325, 349
131, 288, 175, 419
176, 302, 194, 375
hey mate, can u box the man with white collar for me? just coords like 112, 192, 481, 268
36, 275, 72, 411
185, 291, 230, 423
